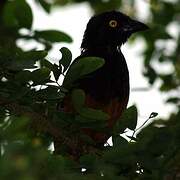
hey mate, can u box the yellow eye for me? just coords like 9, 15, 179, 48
109, 20, 118, 28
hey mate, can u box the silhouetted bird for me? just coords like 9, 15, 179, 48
62, 11, 148, 147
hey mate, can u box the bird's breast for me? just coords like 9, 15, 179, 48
78, 49, 130, 104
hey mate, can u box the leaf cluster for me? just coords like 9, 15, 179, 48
0, 0, 180, 179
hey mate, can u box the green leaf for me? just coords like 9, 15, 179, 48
114, 105, 138, 134
71, 89, 109, 121
122, 105, 138, 130
3, 116, 29, 141
149, 112, 158, 119
14, 70, 32, 83
54, 112, 74, 125
9, 50, 48, 70
20, 50, 48, 61
2, 1, 17, 27
59, 47, 72, 73
52, 63, 62, 82
35, 86, 65, 100
63, 57, 105, 89
78, 57, 105, 76
74, 115, 106, 129
0, 107, 6, 122
143, 65, 157, 84
112, 135, 128, 147
167, 97, 180, 104
71, 89, 85, 110
3, 0, 33, 29
35, 30, 72, 43
41, 59, 54, 69
103, 145, 136, 165
80, 154, 97, 169
38, 0, 51, 13
126, 135, 137, 142
14, 0, 33, 29
41, 59, 62, 82
31, 67, 51, 85
79, 107, 109, 121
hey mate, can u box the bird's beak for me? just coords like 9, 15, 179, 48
123, 19, 149, 33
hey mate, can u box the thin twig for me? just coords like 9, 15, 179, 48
129, 112, 158, 142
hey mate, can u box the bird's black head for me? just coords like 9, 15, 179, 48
81, 11, 148, 50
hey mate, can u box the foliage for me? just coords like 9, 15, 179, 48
0, 0, 179, 179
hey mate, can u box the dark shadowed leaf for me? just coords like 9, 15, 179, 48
2, 1, 17, 27
71, 89, 109, 121
63, 57, 105, 89
78, 107, 109, 121
52, 63, 62, 82
38, 0, 51, 13
0, 107, 6, 122
9, 50, 47, 70
41, 59, 62, 82
3, 0, 33, 29
75, 115, 106, 129
114, 105, 138, 134
167, 97, 180, 104
143, 65, 157, 84
112, 135, 128, 147
59, 47, 72, 73
35, 30, 72, 43
71, 89, 85, 110
14, 0, 33, 29
123, 105, 138, 130
80, 154, 97, 169
35, 86, 65, 100
41, 59, 54, 69
126, 135, 137, 142
78, 57, 105, 76
149, 112, 158, 119
103, 144, 136, 166
19, 50, 48, 61
54, 112, 74, 126
31, 67, 51, 85
14, 70, 32, 83
3, 116, 29, 141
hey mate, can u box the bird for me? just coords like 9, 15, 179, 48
61, 11, 148, 148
